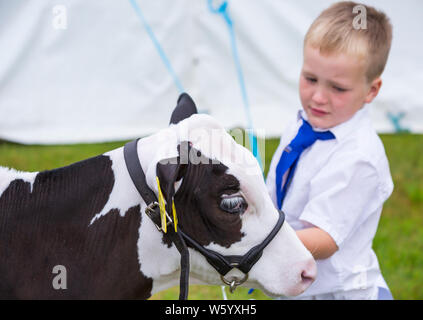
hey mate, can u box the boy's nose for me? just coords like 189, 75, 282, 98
311, 87, 328, 105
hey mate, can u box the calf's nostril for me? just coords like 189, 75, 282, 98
301, 270, 314, 284
300, 259, 317, 285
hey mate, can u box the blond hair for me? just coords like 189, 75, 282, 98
304, 1, 393, 82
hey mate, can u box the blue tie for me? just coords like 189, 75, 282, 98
275, 119, 335, 209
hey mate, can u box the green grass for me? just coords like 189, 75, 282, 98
0, 134, 422, 300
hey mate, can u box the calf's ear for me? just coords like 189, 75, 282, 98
156, 141, 190, 208
169, 93, 198, 125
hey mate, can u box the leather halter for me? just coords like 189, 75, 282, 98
124, 139, 285, 299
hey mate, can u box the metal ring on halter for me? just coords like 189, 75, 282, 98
220, 273, 249, 293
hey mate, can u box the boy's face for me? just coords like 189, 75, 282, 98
299, 45, 382, 129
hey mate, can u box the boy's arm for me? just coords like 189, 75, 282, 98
296, 228, 338, 260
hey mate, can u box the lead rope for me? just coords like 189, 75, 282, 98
156, 177, 189, 299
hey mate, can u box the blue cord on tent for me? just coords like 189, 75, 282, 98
129, 0, 185, 94
207, 0, 264, 172
387, 111, 410, 133
129, 0, 263, 174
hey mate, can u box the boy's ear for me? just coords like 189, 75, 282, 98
365, 77, 383, 104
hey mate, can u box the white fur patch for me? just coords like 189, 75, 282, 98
89, 149, 142, 225
0, 167, 37, 197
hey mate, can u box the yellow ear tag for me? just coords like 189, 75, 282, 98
172, 200, 178, 233
156, 176, 167, 233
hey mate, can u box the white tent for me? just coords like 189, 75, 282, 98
0, 0, 421, 144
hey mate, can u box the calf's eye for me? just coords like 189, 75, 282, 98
220, 195, 247, 214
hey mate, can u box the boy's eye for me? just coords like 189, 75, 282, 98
333, 86, 347, 92
305, 77, 317, 83
220, 195, 247, 214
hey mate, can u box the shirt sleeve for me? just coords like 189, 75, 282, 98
299, 151, 388, 249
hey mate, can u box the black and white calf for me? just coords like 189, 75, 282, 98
0, 95, 316, 299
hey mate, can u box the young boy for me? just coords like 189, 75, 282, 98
266, 2, 394, 299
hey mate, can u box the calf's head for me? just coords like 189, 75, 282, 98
141, 107, 316, 297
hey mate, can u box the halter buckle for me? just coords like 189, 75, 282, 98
145, 202, 173, 232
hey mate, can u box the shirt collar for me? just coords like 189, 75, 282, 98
297, 106, 370, 141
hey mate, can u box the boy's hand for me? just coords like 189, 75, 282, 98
296, 227, 338, 260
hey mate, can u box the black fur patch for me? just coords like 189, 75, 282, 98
0, 155, 152, 299
157, 145, 244, 249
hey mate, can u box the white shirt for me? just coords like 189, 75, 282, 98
266, 106, 394, 299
